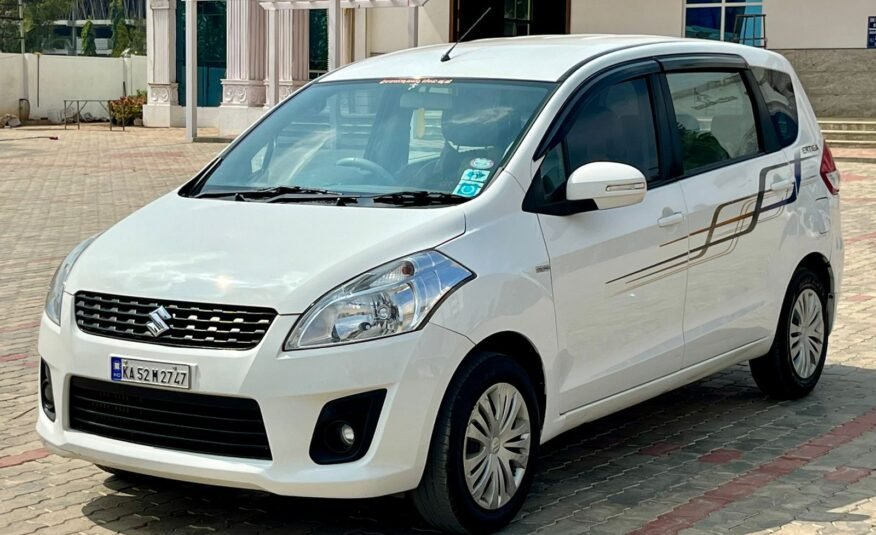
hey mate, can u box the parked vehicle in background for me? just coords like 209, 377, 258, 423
37, 35, 842, 534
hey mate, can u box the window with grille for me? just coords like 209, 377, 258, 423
503, 0, 532, 37
685, 1, 765, 47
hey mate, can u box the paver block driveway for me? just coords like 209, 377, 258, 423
1, 126, 876, 534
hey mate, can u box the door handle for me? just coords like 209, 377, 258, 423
771, 179, 794, 193
658, 212, 684, 228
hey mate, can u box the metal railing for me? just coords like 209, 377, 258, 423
730, 13, 767, 48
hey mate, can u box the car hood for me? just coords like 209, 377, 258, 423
67, 193, 466, 314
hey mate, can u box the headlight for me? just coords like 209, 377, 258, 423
45, 236, 98, 325
285, 250, 473, 350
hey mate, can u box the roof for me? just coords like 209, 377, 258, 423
321, 34, 786, 83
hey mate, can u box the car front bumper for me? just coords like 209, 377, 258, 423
36, 293, 473, 498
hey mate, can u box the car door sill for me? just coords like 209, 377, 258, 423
547, 337, 769, 442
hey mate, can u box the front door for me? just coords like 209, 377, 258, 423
528, 65, 689, 413
453, 0, 568, 41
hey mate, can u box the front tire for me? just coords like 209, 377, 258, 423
412, 352, 540, 534
750, 267, 829, 399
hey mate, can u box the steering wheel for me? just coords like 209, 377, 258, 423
336, 157, 396, 184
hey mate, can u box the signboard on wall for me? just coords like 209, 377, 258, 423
869, 16, 876, 48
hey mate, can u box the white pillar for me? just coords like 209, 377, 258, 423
221, 0, 266, 107
185, 0, 197, 141
407, 6, 418, 48
327, 0, 341, 71
278, 10, 310, 100
265, 6, 280, 107
352, 7, 367, 62
146, 0, 178, 106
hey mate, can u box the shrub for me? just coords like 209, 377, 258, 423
109, 93, 146, 126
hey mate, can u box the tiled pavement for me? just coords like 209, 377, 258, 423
1, 125, 875, 534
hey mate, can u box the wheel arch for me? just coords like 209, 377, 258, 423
443, 331, 547, 430
472, 332, 547, 426
795, 252, 835, 334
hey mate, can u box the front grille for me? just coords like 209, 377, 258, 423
74, 291, 277, 350
69, 377, 272, 460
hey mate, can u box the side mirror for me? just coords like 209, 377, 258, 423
566, 162, 647, 210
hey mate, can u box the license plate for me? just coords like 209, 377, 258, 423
110, 356, 191, 389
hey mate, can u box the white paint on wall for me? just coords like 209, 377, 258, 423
765, 0, 874, 49
570, 0, 874, 50
362, 0, 873, 55
0, 53, 147, 120
570, 0, 683, 37
366, 0, 450, 55
364, 0, 686, 56
0, 54, 25, 116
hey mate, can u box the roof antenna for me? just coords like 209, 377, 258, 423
441, 7, 492, 62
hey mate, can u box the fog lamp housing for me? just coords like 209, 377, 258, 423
40, 359, 56, 422
309, 389, 386, 465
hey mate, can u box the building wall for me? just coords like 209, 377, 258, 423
766, 0, 874, 49
364, 0, 875, 52
570, 0, 683, 37
0, 53, 147, 120
568, 0, 875, 117
777, 49, 876, 118
367, 1, 451, 56
0, 54, 24, 117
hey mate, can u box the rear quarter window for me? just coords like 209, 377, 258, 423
751, 67, 799, 148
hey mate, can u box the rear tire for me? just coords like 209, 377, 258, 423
750, 267, 829, 399
412, 352, 540, 534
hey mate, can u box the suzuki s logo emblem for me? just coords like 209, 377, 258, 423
145, 306, 172, 337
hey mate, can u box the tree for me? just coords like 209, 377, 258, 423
111, 20, 129, 56
0, 2, 20, 53
127, 18, 145, 55
80, 18, 96, 56
110, 0, 128, 56
109, 0, 123, 28
309, 10, 327, 75
23, 0, 73, 53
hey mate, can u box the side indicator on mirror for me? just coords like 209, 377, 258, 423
566, 162, 648, 211
606, 182, 646, 193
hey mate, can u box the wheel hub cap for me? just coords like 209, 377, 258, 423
463, 383, 531, 510
790, 288, 825, 379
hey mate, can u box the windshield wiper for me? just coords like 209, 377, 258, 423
370, 191, 471, 207
195, 185, 347, 201
267, 193, 359, 206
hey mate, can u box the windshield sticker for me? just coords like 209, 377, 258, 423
461, 169, 490, 183
453, 180, 484, 198
469, 158, 495, 170
379, 78, 453, 86
453, 169, 491, 198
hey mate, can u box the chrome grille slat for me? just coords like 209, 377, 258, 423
74, 291, 278, 350
75, 311, 147, 327
163, 304, 275, 318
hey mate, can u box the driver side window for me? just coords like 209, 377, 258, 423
538, 77, 660, 201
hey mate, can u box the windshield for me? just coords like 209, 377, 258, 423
191, 79, 554, 200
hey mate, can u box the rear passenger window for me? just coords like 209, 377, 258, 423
752, 67, 799, 148
666, 71, 760, 174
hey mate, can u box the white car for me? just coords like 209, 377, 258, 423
37, 35, 842, 534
